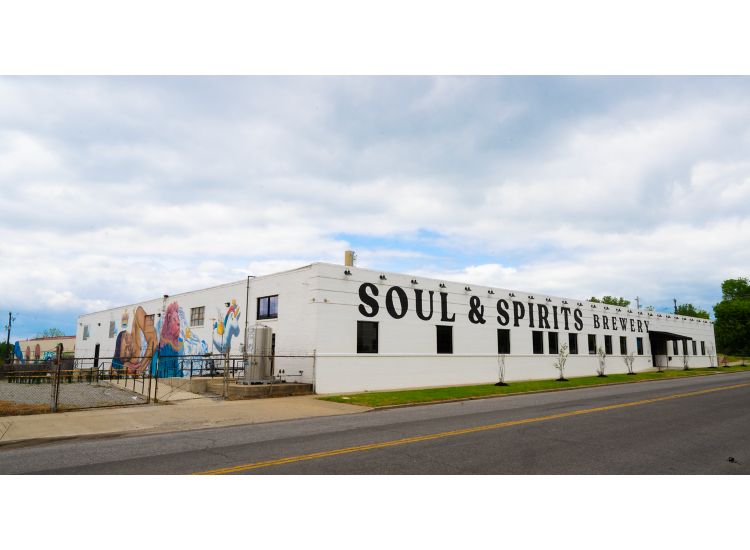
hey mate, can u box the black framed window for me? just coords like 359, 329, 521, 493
436, 325, 453, 354
83, 325, 90, 340
620, 336, 627, 355
604, 335, 613, 355
701, 341, 706, 355
682, 340, 688, 355
568, 333, 578, 354
497, 329, 511, 355
673, 340, 678, 355
548, 332, 559, 355
108, 321, 116, 338
588, 334, 596, 354
357, 321, 378, 354
692, 341, 697, 355
636, 337, 644, 355
257, 295, 279, 320
190, 306, 205, 327
532, 331, 544, 354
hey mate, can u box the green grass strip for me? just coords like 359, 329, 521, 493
318, 365, 750, 408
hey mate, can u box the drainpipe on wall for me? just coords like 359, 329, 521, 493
243, 275, 253, 365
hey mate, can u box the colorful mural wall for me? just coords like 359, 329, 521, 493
112, 299, 239, 377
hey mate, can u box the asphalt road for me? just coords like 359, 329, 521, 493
2, 371, 750, 474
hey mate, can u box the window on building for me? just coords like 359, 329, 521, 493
257, 295, 279, 320
604, 335, 613, 355
569, 333, 578, 354
108, 321, 116, 338
620, 336, 627, 355
701, 341, 706, 355
692, 340, 697, 356
532, 331, 544, 355
588, 334, 597, 355
636, 337, 644, 355
548, 332, 559, 355
497, 329, 511, 355
357, 321, 378, 354
83, 325, 90, 340
145, 314, 155, 329
673, 340, 678, 355
190, 306, 205, 327
682, 340, 688, 355
436, 325, 453, 354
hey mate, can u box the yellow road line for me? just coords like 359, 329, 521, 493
194, 381, 750, 475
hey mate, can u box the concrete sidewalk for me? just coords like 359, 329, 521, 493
0, 395, 370, 447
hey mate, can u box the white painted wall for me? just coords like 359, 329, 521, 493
75, 261, 717, 394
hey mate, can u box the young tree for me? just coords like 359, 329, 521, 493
682, 350, 690, 371
495, 354, 508, 386
554, 343, 569, 381
675, 303, 710, 319
708, 344, 717, 368
623, 351, 636, 375
596, 346, 607, 377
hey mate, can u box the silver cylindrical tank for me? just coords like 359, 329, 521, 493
245, 324, 273, 383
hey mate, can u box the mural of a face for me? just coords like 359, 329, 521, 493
113, 306, 158, 374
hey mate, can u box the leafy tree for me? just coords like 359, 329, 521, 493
714, 278, 750, 356
36, 328, 65, 338
675, 303, 710, 319
589, 296, 630, 306
721, 277, 750, 301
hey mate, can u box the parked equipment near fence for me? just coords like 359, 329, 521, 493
245, 325, 273, 384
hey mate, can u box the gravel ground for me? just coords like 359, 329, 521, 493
0, 380, 147, 408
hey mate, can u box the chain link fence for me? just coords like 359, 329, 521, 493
1, 350, 316, 416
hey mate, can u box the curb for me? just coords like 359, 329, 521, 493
338, 368, 750, 411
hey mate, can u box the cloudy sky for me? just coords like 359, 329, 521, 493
2, 76, 749, 339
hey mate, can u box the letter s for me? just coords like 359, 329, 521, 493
358, 283, 379, 317
574, 308, 583, 331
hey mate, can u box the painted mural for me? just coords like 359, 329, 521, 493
212, 299, 241, 354
112, 299, 237, 377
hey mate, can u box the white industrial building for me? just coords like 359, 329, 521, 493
75, 256, 718, 394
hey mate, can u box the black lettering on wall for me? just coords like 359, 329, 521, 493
440, 292, 455, 322
603, 316, 609, 330
630, 319, 635, 332
537, 304, 550, 329
619, 318, 627, 331
573, 308, 583, 331
358, 283, 379, 318
611, 316, 617, 331
496, 299, 510, 326
468, 296, 486, 324
644, 321, 649, 333
385, 286, 408, 319
528, 302, 535, 328
552, 305, 559, 330
560, 307, 571, 330
593, 314, 601, 329
637, 320, 643, 333
512, 301, 525, 327
414, 289, 434, 321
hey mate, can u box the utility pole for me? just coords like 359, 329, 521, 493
673, 298, 678, 314
4, 312, 15, 363
635, 296, 641, 310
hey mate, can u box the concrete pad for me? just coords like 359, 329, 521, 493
0, 395, 370, 446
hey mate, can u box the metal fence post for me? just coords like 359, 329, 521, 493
222, 350, 230, 399
312, 348, 317, 394
50, 343, 62, 412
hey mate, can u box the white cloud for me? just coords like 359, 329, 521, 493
1, 76, 749, 330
